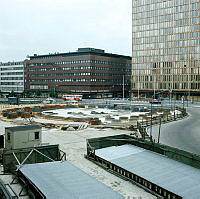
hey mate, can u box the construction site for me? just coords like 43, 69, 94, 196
0, 101, 197, 199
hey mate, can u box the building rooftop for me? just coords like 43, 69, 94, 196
5, 125, 41, 132
29, 48, 131, 60
96, 144, 200, 199
77, 47, 105, 53
18, 161, 123, 199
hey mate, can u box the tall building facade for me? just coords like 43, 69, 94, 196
25, 48, 131, 98
132, 0, 200, 98
0, 61, 24, 94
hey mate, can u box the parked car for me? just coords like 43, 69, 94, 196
42, 98, 56, 104
149, 99, 162, 104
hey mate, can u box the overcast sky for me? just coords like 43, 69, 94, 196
0, 0, 132, 62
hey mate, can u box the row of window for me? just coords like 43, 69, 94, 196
28, 60, 131, 67
133, 17, 200, 32
134, 42, 200, 52
133, 10, 199, 27
1, 72, 23, 76
0, 62, 23, 66
27, 66, 130, 72
133, 33, 200, 45
133, 13, 199, 26
29, 79, 124, 83
29, 73, 128, 78
0, 87, 23, 92
1, 82, 24, 85
133, 25, 200, 38
1, 77, 23, 80
29, 84, 116, 90
133, 48, 200, 57
133, 81, 200, 90
133, 61, 200, 71
133, 1, 199, 13
133, 71, 199, 78
0, 67, 24, 71
30, 85, 48, 90
132, 54, 200, 63
133, 0, 198, 7
133, 6, 199, 21
135, 74, 200, 82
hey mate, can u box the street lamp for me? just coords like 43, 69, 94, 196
137, 74, 140, 99
122, 75, 125, 100
191, 79, 195, 103
168, 89, 172, 110
150, 102, 153, 142
158, 117, 162, 144
153, 75, 156, 99
181, 95, 185, 109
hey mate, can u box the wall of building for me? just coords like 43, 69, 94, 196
0, 61, 24, 94
5, 128, 41, 150
25, 48, 131, 98
132, 0, 200, 96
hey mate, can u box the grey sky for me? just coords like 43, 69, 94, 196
0, 0, 132, 62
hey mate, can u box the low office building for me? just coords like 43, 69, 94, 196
5, 125, 42, 150
24, 48, 131, 98
0, 61, 24, 94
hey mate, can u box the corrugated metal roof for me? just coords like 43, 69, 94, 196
5, 125, 41, 132
19, 161, 123, 199
96, 145, 200, 199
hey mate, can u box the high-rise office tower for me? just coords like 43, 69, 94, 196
132, 0, 200, 99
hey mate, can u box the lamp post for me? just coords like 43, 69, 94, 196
158, 117, 161, 144
153, 75, 156, 99
150, 102, 153, 142
187, 67, 190, 107
191, 79, 195, 103
170, 90, 173, 110
168, 89, 172, 110
181, 95, 185, 109
137, 74, 140, 99
173, 92, 176, 112
122, 75, 125, 100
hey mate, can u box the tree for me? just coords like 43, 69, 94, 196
10, 90, 16, 97
35, 89, 41, 97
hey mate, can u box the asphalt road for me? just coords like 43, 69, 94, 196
151, 106, 200, 155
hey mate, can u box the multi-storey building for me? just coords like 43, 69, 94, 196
132, 0, 200, 99
25, 48, 131, 98
0, 61, 24, 94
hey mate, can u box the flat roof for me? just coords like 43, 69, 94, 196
96, 144, 200, 199
18, 161, 123, 199
29, 50, 131, 60
5, 125, 41, 132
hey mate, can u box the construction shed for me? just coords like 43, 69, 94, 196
17, 161, 123, 199
5, 125, 42, 150
86, 134, 200, 199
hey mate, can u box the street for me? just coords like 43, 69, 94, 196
151, 106, 200, 155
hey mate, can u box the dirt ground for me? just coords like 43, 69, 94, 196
0, 106, 156, 199
40, 118, 156, 199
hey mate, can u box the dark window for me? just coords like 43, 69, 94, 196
7, 133, 10, 141
34, 132, 39, 140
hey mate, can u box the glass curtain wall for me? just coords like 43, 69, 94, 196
132, 0, 200, 95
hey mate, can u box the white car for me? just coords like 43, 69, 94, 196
149, 99, 161, 104
42, 98, 56, 104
